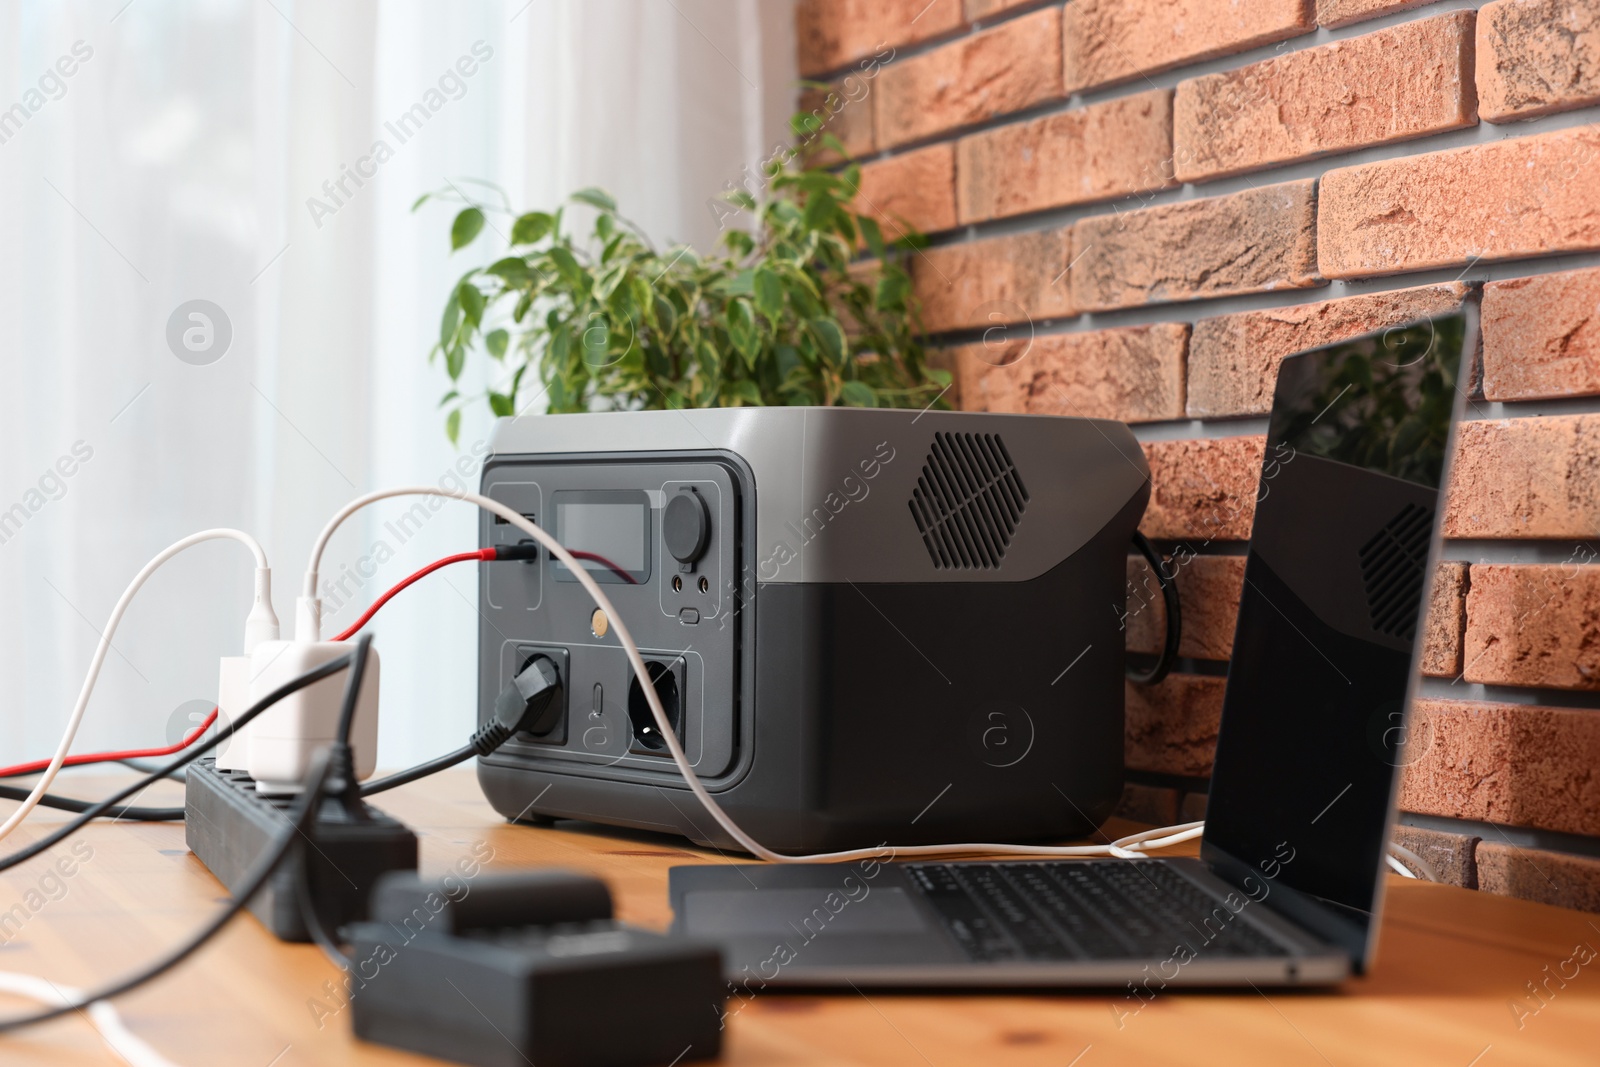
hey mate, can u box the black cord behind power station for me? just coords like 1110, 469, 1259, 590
1127, 531, 1181, 686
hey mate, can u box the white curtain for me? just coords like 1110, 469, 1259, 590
0, 0, 797, 768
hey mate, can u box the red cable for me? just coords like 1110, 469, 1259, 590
0, 709, 222, 779
0, 546, 501, 780
330, 548, 495, 641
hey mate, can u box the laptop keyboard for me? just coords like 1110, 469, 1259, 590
905, 861, 1291, 962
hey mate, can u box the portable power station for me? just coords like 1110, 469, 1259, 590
475, 407, 1150, 852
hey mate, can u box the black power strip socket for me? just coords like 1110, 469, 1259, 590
185, 758, 418, 941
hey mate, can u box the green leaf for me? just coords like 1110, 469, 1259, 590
445, 343, 466, 381
809, 318, 846, 365
438, 389, 458, 408
411, 192, 432, 212
753, 267, 784, 323
445, 408, 461, 444
875, 270, 910, 311
457, 281, 486, 327
548, 246, 586, 289
511, 211, 554, 245
858, 216, 886, 261
451, 207, 485, 250
488, 391, 514, 417
840, 380, 877, 407
485, 329, 509, 360
725, 379, 764, 407
571, 187, 618, 212
486, 257, 533, 285
439, 291, 461, 348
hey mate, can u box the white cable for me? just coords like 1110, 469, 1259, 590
1384, 853, 1417, 879
1387, 841, 1437, 882
308, 488, 1202, 863
0, 530, 273, 845
0, 971, 183, 1067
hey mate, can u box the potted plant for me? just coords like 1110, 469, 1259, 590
417, 130, 950, 442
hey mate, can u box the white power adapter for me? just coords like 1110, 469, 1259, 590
241, 640, 379, 793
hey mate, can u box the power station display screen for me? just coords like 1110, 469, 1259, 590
1201, 313, 1467, 966
552, 491, 651, 584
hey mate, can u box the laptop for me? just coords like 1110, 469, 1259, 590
668, 308, 1473, 987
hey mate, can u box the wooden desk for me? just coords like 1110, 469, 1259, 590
2, 771, 1597, 1066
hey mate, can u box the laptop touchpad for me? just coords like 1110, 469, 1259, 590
681, 887, 929, 937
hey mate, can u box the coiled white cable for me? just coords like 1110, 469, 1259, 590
0, 530, 275, 844
307, 489, 1205, 862
0, 971, 182, 1067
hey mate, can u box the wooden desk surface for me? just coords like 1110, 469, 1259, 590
1, 770, 1597, 1067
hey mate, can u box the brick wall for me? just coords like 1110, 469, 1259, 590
798, 0, 1600, 912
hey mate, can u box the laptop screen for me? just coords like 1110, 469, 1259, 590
1200, 311, 1470, 968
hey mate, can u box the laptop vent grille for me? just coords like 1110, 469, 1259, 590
1358, 503, 1434, 640
909, 432, 1029, 570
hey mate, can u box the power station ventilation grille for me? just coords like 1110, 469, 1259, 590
1358, 503, 1434, 640
909, 432, 1029, 570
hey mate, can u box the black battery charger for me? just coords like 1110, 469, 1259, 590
347, 869, 725, 1067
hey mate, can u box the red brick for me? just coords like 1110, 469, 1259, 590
1423, 561, 1469, 679
876, 7, 1063, 149
796, 0, 965, 77
798, 80, 876, 166
1140, 436, 1267, 542
1125, 674, 1225, 777
1317, 0, 1439, 29
1476, 842, 1600, 912
1187, 283, 1471, 418
1114, 782, 1181, 825
1174, 13, 1479, 184
1063, 0, 1316, 93
1463, 564, 1600, 690
1482, 267, 1600, 401
912, 227, 1074, 334
1126, 553, 1247, 662
855, 144, 958, 236
1319, 126, 1600, 279
1401, 698, 1600, 835
955, 324, 1186, 424
956, 90, 1175, 224
1070, 180, 1322, 313
1478, 0, 1600, 123
1443, 416, 1600, 540
1391, 824, 1480, 888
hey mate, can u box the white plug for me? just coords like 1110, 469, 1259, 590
244, 639, 379, 793
214, 566, 282, 773
245, 566, 280, 651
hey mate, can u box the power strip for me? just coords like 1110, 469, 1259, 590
185, 758, 418, 941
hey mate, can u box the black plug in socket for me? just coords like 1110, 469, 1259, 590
185, 758, 418, 941
349, 870, 724, 1067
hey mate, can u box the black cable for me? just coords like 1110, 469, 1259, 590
359, 744, 475, 797
0, 785, 182, 821
333, 633, 372, 750
0, 650, 356, 877
296, 637, 373, 973
358, 654, 559, 798
118, 757, 187, 782
298, 858, 354, 970
0, 747, 337, 1034
1127, 531, 1181, 686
